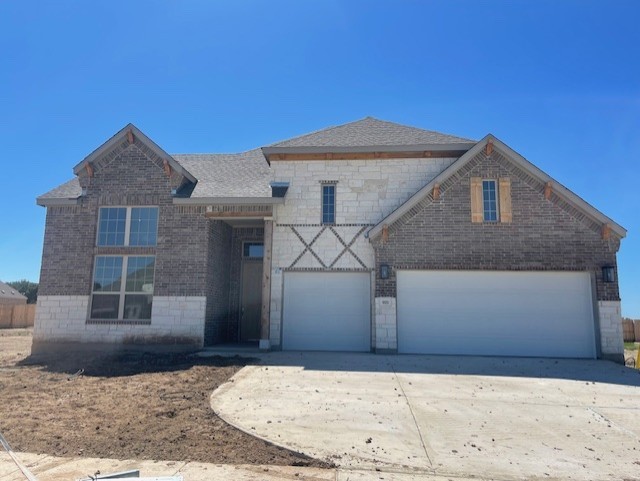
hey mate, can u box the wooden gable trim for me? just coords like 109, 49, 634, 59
499, 177, 512, 223
470, 177, 483, 223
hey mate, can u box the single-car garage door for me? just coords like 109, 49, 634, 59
397, 270, 596, 358
283, 272, 371, 351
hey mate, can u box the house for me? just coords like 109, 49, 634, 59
33, 117, 626, 362
0, 281, 27, 306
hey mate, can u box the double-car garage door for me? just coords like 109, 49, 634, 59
397, 270, 596, 358
281, 270, 596, 358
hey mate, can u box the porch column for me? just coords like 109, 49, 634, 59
260, 218, 273, 349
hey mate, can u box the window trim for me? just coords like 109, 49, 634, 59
96, 206, 159, 247
482, 179, 499, 222
321, 182, 337, 225
90, 254, 156, 321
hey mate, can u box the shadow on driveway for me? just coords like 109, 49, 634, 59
250, 351, 640, 387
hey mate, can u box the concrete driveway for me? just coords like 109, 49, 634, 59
211, 352, 640, 481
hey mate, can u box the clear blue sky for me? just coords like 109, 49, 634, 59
0, 1, 638, 316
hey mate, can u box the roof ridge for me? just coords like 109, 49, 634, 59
268, 116, 475, 147
267, 116, 374, 147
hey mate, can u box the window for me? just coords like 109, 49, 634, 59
321, 183, 336, 224
97, 207, 158, 246
482, 180, 498, 222
243, 242, 264, 259
91, 256, 155, 320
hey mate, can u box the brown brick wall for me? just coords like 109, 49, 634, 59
39, 144, 211, 300
204, 220, 232, 345
372, 151, 620, 301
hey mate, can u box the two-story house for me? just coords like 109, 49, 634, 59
34, 117, 627, 362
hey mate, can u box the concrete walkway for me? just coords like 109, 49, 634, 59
0, 451, 479, 481
211, 352, 640, 481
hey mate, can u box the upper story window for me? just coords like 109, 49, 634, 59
97, 207, 158, 246
471, 177, 512, 224
321, 183, 336, 225
482, 180, 498, 222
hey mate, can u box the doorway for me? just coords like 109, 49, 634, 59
240, 242, 264, 342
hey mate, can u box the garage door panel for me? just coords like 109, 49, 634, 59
283, 272, 371, 351
398, 271, 595, 358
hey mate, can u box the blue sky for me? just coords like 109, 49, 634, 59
0, 1, 638, 316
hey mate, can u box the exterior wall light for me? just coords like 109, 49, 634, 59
602, 265, 615, 283
380, 264, 390, 280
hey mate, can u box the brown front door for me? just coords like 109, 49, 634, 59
240, 260, 262, 342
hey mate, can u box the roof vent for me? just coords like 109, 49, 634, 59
270, 182, 290, 198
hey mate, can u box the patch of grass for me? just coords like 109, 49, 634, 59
624, 342, 639, 350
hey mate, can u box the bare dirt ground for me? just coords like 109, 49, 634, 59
0, 329, 329, 467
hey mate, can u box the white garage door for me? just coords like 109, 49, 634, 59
283, 272, 371, 351
397, 270, 596, 358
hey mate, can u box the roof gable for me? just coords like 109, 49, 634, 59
266, 117, 475, 149
72, 123, 196, 184
367, 135, 627, 239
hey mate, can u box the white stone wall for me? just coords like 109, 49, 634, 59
273, 158, 457, 226
598, 300, 624, 358
269, 267, 283, 347
375, 297, 397, 351
33, 295, 206, 347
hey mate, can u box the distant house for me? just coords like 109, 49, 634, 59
33, 118, 627, 362
0, 281, 27, 306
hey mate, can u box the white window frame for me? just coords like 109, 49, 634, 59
90, 255, 156, 320
96, 206, 159, 247
482, 179, 499, 222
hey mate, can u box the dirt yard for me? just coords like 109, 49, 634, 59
0, 329, 329, 467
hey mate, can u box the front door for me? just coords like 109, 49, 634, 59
240, 260, 262, 342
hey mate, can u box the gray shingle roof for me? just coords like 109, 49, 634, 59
0, 281, 27, 301
173, 149, 271, 198
38, 178, 82, 200
268, 117, 475, 148
38, 117, 474, 202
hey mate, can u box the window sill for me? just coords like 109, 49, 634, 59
86, 319, 152, 326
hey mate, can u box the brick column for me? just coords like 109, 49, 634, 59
260, 219, 273, 350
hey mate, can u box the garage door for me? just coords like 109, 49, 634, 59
283, 272, 371, 351
397, 270, 596, 358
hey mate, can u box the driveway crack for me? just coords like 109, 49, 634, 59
390, 364, 434, 468
587, 407, 640, 441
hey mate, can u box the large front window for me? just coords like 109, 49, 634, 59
97, 207, 158, 246
91, 256, 155, 320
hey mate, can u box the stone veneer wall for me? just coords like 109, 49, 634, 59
371, 150, 623, 359
34, 142, 212, 351
598, 301, 624, 362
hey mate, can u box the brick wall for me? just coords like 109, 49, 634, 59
204, 221, 232, 345
372, 151, 620, 301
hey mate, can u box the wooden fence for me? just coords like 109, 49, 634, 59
0, 304, 35, 328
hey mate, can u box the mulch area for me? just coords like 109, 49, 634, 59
0, 330, 330, 467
